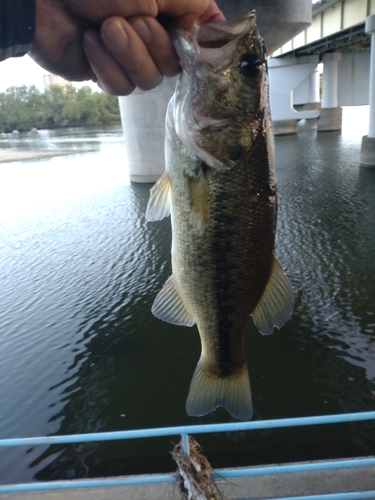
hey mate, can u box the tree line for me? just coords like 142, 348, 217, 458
0, 84, 121, 133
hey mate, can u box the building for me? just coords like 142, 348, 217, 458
43, 74, 67, 89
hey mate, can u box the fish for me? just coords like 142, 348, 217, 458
145, 11, 294, 420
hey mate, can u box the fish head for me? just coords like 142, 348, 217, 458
171, 12, 270, 171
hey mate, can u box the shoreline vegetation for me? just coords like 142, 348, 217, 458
0, 84, 121, 134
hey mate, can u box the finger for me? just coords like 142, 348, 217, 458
65, 0, 219, 26
31, 0, 96, 82
196, 2, 226, 25
83, 29, 135, 95
101, 16, 163, 91
129, 16, 180, 77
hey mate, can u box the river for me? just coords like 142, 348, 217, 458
0, 109, 374, 484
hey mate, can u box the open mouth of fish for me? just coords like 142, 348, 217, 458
193, 112, 231, 129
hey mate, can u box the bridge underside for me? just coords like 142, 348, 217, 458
276, 22, 370, 58
267, 0, 375, 165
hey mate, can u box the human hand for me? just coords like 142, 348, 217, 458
29, 0, 224, 95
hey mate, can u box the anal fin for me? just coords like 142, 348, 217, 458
146, 171, 171, 221
252, 254, 294, 335
152, 276, 195, 327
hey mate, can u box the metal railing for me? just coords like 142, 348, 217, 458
0, 411, 375, 498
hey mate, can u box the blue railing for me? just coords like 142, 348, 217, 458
0, 411, 375, 498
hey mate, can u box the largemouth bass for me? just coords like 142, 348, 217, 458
146, 12, 294, 420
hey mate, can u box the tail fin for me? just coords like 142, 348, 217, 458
186, 361, 253, 420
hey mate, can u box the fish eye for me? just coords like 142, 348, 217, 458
238, 53, 262, 78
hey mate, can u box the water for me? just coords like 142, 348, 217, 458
0, 112, 375, 484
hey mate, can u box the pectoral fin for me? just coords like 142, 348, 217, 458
187, 165, 209, 233
145, 171, 171, 221
252, 255, 294, 335
152, 276, 195, 327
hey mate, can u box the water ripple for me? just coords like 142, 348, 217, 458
1, 123, 375, 482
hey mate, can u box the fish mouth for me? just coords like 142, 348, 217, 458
171, 12, 259, 70
193, 111, 231, 129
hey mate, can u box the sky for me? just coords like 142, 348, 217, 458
0, 55, 99, 93
0, 56, 46, 91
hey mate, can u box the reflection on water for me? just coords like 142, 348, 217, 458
0, 116, 375, 484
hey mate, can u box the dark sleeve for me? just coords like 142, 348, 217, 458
0, 0, 36, 61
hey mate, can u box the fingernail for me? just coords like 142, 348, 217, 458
103, 19, 128, 52
129, 18, 152, 44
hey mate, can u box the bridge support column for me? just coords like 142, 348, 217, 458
269, 56, 320, 135
118, 78, 176, 183
318, 53, 342, 132
294, 66, 320, 129
361, 14, 375, 167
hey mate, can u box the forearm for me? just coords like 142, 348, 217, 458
0, 0, 35, 61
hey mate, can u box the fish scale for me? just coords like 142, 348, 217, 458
146, 11, 294, 420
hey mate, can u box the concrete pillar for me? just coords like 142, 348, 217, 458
360, 14, 375, 167
321, 53, 341, 108
216, 0, 312, 54
318, 53, 342, 132
268, 56, 320, 135
118, 77, 177, 183
368, 16, 375, 139
294, 66, 321, 129
304, 67, 320, 107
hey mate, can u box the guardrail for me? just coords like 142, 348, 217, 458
0, 411, 375, 498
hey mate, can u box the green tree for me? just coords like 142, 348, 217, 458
43, 84, 68, 127
97, 92, 121, 124
0, 86, 46, 132
0, 83, 120, 132
76, 86, 100, 124
61, 84, 81, 123
0, 92, 7, 132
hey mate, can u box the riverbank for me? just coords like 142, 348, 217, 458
0, 150, 76, 163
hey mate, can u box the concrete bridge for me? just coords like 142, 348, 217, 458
118, 0, 375, 182
269, 0, 375, 167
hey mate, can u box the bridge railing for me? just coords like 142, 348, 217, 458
0, 411, 375, 499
